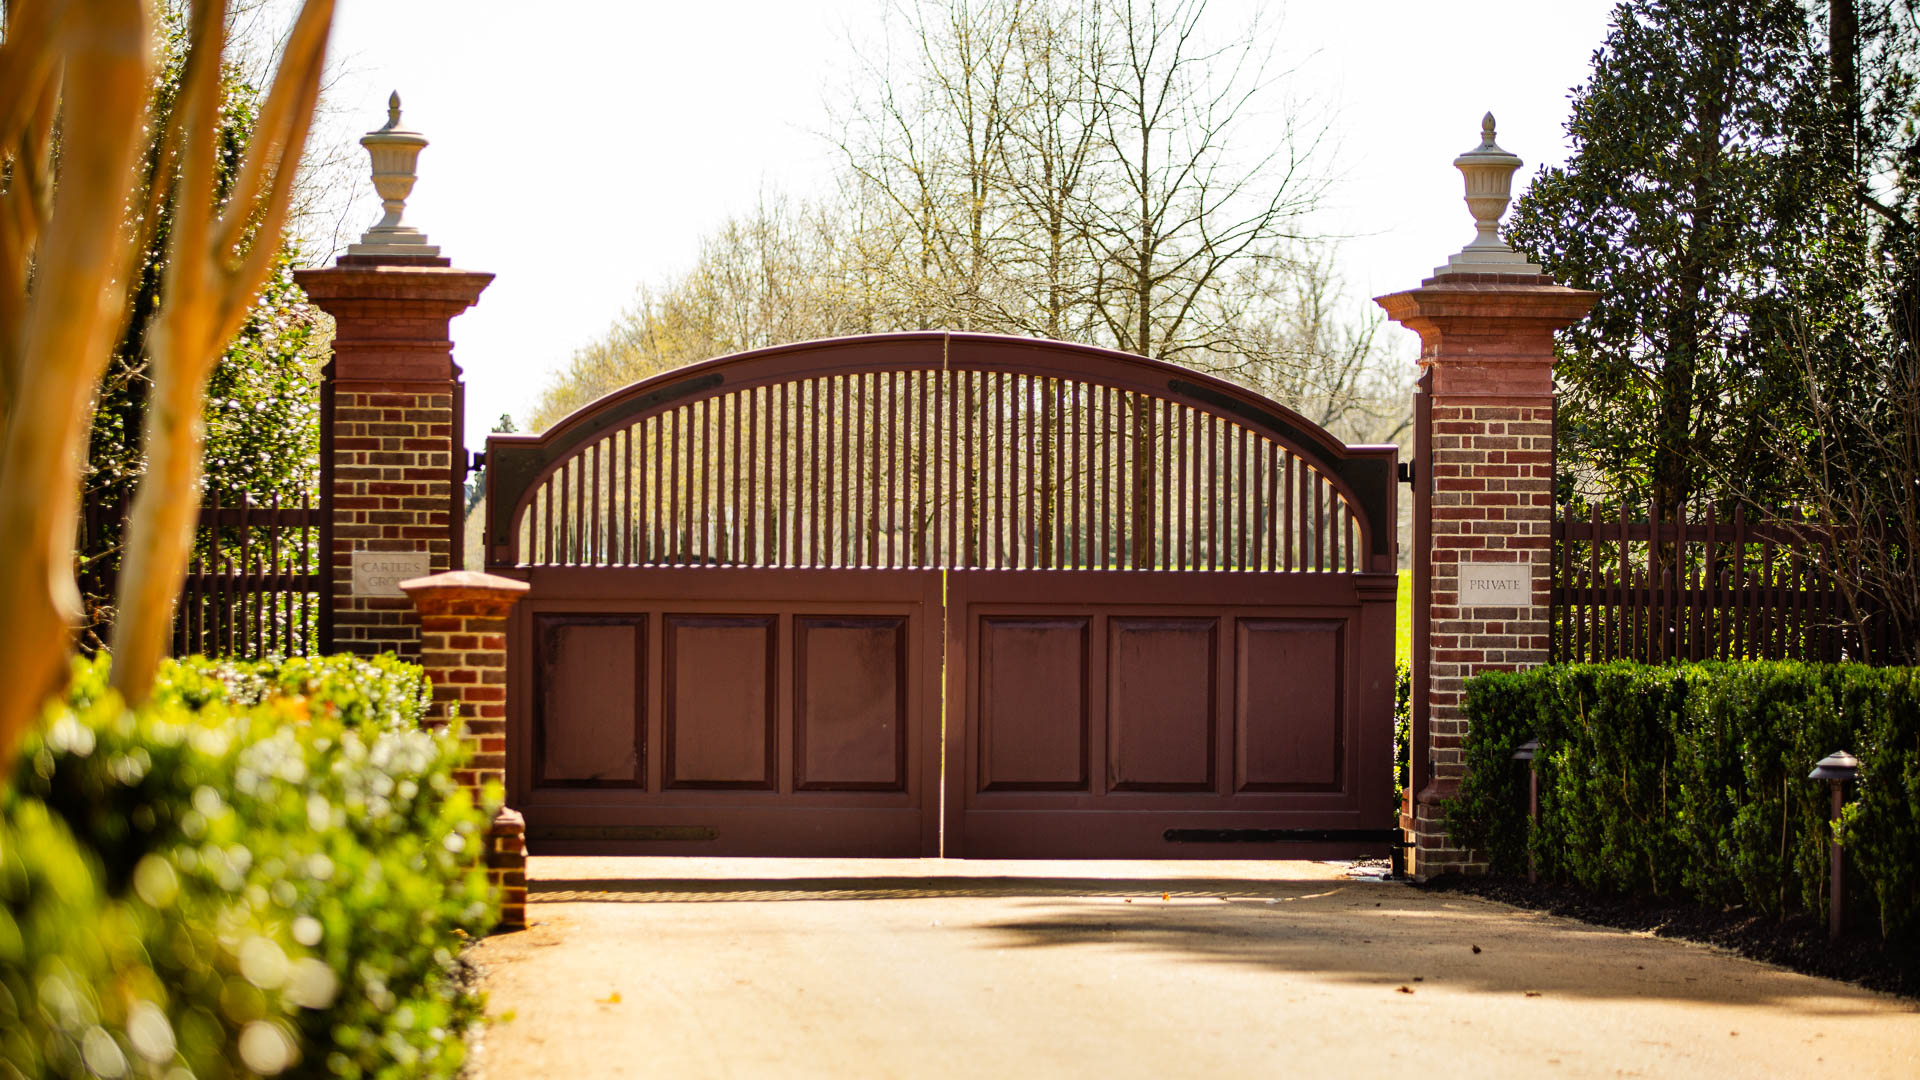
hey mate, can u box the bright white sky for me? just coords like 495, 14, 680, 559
314, 0, 1620, 449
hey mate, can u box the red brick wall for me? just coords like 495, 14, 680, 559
1376, 280, 1595, 878
331, 381, 456, 658
1413, 399, 1555, 874
405, 576, 527, 930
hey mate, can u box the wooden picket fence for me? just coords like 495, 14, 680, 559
78, 481, 332, 659
1549, 504, 1893, 666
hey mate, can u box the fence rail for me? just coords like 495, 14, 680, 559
1549, 504, 1892, 665
79, 483, 331, 659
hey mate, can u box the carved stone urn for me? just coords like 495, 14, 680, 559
346, 92, 441, 259
1434, 112, 1542, 278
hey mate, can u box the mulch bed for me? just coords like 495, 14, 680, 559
1418, 873, 1919, 1001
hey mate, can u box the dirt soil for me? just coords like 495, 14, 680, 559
1423, 873, 1920, 999
465, 856, 1919, 1079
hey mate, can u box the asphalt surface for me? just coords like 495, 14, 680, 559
468, 857, 1920, 1079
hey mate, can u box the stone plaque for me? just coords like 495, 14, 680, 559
1457, 563, 1531, 608
351, 551, 431, 597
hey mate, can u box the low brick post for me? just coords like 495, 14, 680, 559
399, 570, 530, 930
1375, 115, 1595, 877
293, 98, 491, 659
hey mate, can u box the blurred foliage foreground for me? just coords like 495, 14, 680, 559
0, 654, 497, 1079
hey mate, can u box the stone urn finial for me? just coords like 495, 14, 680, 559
346, 91, 442, 259
1434, 111, 1542, 278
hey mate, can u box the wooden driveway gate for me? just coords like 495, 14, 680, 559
485, 333, 1399, 858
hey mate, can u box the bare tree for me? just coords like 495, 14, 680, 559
1083, 0, 1328, 365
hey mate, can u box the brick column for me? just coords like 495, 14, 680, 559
1374, 116, 1595, 877
1377, 279, 1594, 876
400, 570, 529, 930
294, 259, 491, 658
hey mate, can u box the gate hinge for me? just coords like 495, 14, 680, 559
1397, 462, 1415, 486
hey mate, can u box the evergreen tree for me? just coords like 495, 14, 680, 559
1507, 0, 1844, 513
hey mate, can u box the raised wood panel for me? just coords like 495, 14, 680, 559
536, 617, 642, 786
796, 616, 908, 791
977, 617, 1088, 791
1107, 617, 1216, 791
1235, 619, 1343, 792
664, 615, 777, 790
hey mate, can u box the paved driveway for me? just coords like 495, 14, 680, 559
469, 857, 1919, 1079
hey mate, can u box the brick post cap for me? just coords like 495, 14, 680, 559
1372, 278, 1597, 331
1374, 279, 1597, 400
490, 806, 526, 834
292, 263, 494, 309
399, 570, 529, 616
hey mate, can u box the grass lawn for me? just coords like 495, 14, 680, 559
1397, 569, 1412, 667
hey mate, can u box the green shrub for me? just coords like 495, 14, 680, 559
2, 654, 494, 1079
1447, 661, 1920, 942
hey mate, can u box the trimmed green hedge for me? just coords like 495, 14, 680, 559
1445, 661, 1920, 943
1, 654, 495, 1079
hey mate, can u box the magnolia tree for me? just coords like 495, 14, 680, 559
0, 0, 335, 775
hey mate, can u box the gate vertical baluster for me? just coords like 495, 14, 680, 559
807, 379, 820, 567
1313, 474, 1327, 573
748, 387, 760, 566
700, 397, 714, 562
1264, 444, 1276, 572
879, 370, 891, 567
583, 441, 599, 568
835, 375, 848, 567
1037, 376, 1051, 569
770, 384, 782, 567
1100, 385, 1113, 570
665, 408, 680, 564
989, 372, 1002, 568
734, 390, 746, 564
1207, 413, 1220, 571
1159, 401, 1175, 568
646, 415, 660, 563
1235, 424, 1247, 571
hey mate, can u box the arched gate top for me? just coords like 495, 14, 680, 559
486, 332, 1397, 570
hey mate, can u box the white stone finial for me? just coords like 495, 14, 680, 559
1434, 111, 1542, 278
347, 91, 441, 259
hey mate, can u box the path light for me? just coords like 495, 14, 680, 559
347, 92, 440, 260
1808, 749, 1859, 941
1512, 739, 1540, 884
1436, 113, 1544, 279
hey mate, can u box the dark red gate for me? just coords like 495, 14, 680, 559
485, 333, 1398, 858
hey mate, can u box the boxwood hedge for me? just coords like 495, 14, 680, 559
0, 654, 496, 1079
1444, 661, 1920, 944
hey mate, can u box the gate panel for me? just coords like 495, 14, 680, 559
535, 616, 643, 786
664, 615, 777, 790
794, 616, 909, 791
1108, 617, 1217, 792
510, 568, 942, 856
977, 617, 1091, 791
1235, 620, 1342, 791
945, 569, 1397, 859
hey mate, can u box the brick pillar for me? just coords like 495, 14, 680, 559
1376, 277, 1594, 876
294, 259, 491, 658
399, 570, 529, 930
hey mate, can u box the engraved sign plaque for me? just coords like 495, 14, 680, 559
351, 551, 431, 597
1458, 563, 1531, 608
